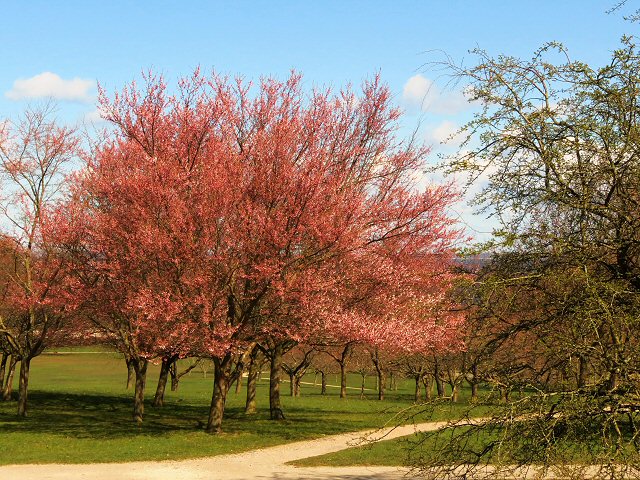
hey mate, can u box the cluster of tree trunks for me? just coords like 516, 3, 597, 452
0, 353, 17, 401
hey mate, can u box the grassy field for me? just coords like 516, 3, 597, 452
0, 349, 472, 464
291, 432, 421, 467
290, 405, 635, 469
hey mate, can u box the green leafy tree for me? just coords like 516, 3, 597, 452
415, 37, 640, 479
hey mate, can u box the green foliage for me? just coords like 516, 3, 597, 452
431, 35, 640, 478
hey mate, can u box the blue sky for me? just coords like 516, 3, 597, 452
1, 1, 636, 239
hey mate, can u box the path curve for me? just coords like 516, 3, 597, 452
0, 421, 449, 480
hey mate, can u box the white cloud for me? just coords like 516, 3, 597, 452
403, 74, 432, 106
427, 120, 465, 146
6, 72, 96, 102
402, 74, 470, 115
82, 108, 105, 124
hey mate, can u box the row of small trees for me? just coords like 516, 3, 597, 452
0, 72, 464, 433
135, 343, 466, 411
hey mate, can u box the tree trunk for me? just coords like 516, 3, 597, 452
269, 343, 285, 420
2, 356, 17, 401
170, 360, 179, 391
132, 358, 148, 424
17, 357, 31, 416
337, 343, 353, 399
125, 356, 135, 390
293, 376, 302, 397
370, 349, 385, 401
377, 369, 385, 401
234, 356, 246, 395
450, 383, 459, 403
340, 362, 348, 398
471, 382, 478, 403
608, 370, 619, 391
153, 357, 172, 407
414, 376, 422, 403
206, 356, 231, 434
245, 363, 258, 414
321, 371, 327, 395
500, 385, 509, 403
169, 358, 203, 392
288, 372, 295, 396
470, 364, 479, 403
423, 375, 433, 401
436, 378, 445, 397
434, 360, 445, 397
577, 355, 588, 389
360, 374, 366, 399
0, 354, 7, 391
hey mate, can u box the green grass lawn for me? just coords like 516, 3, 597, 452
290, 399, 493, 468
0, 350, 470, 464
292, 432, 421, 467
291, 407, 640, 469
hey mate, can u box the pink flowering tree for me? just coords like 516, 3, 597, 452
65, 70, 465, 432
0, 104, 80, 416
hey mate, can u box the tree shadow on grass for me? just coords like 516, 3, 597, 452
0, 391, 206, 439
0, 388, 419, 444
0, 392, 382, 442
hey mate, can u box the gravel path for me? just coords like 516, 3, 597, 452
0, 421, 449, 480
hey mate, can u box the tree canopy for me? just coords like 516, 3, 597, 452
416, 37, 640, 479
